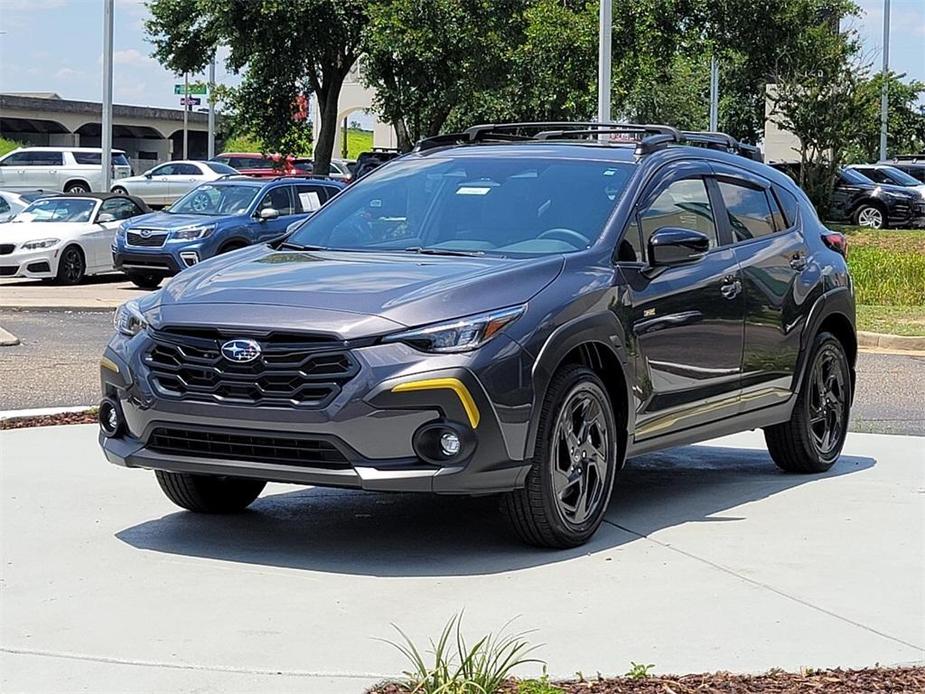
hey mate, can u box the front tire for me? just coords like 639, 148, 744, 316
64, 181, 90, 194
155, 470, 266, 513
502, 365, 619, 548
764, 332, 851, 473
111, 186, 129, 195
54, 245, 85, 285
126, 271, 162, 290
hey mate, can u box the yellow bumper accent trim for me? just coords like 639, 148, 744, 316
100, 356, 120, 374
391, 377, 480, 429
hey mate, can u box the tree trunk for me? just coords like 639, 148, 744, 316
392, 118, 413, 152
313, 70, 346, 177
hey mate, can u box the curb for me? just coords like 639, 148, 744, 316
858, 331, 925, 352
0, 326, 20, 346
0, 304, 118, 313
0, 405, 95, 421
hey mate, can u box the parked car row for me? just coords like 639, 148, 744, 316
0, 147, 132, 193
772, 161, 925, 229
0, 176, 345, 286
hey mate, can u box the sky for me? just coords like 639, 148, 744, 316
0, 0, 923, 113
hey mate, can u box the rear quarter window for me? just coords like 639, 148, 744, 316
771, 185, 800, 230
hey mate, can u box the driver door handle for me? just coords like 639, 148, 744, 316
790, 251, 807, 270
720, 274, 742, 300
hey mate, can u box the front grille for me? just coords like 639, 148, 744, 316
144, 327, 358, 408
147, 426, 350, 468
0, 244, 14, 255
127, 230, 168, 247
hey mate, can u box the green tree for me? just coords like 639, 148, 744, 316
848, 73, 925, 163
363, 0, 524, 150
147, 0, 366, 175
767, 22, 867, 211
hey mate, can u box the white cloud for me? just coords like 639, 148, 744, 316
54, 67, 83, 80
112, 48, 155, 66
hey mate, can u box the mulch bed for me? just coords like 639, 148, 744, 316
370, 666, 925, 693
0, 409, 97, 430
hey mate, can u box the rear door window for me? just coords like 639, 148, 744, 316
99, 197, 143, 220
174, 163, 202, 176
771, 185, 799, 230
72, 152, 129, 166
717, 180, 776, 242
294, 184, 332, 212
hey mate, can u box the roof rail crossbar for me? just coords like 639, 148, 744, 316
534, 127, 669, 141
680, 131, 764, 162
464, 122, 681, 141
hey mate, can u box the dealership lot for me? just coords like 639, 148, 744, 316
1, 425, 921, 693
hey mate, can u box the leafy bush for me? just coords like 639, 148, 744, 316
0, 137, 23, 156
385, 614, 541, 694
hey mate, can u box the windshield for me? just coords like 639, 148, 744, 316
168, 183, 260, 216
841, 168, 873, 185
203, 161, 238, 174
287, 156, 635, 256
15, 197, 97, 223
880, 166, 922, 186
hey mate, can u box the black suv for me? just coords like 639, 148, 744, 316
99, 123, 857, 548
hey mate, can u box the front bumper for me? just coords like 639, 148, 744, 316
99, 336, 530, 494
0, 249, 56, 279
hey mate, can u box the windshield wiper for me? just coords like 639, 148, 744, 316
279, 242, 329, 251
403, 246, 485, 257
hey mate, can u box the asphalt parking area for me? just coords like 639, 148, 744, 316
0, 426, 922, 693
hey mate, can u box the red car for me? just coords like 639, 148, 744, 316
211, 152, 299, 178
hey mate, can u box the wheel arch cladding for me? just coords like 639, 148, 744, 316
527, 315, 631, 464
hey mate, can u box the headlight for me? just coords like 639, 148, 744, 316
21, 238, 60, 250
113, 300, 148, 337
383, 305, 525, 353
171, 224, 216, 240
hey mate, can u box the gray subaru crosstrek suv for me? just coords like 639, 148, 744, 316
99, 123, 856, 548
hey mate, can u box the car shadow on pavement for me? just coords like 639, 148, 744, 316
115, 445, 875, 577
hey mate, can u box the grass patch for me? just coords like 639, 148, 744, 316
339, 127, 373, 160
856, 305, 925, 336
831, 226, 925, 306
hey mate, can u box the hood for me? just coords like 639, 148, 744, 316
876, 183, 921, 198
126, 212, 231, 229
150, 245, 564, 329
1, 221, 92, 242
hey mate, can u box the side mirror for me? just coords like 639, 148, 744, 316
258, 207, 280, 221
144, 171, 153, 179
647, 227, 710, 267
97, 212, 116, 223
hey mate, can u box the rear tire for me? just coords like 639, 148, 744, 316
502, 365, 619, 548
155, 470, 266, 513
764, 332, 851, 473
126, 272, 161, 289
852, 203, 886, 229
64, 181, 90, 194
111, 186, 129, 195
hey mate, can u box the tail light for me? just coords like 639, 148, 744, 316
822, 231, 847, 257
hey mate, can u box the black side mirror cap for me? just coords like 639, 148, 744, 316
647, 227, 710, 267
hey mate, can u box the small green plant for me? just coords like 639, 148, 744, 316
517, 666, 563, 694
625, 662, 655, 680
384, 613, 542, 694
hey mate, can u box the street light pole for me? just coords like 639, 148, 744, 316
207, 57, 216, 159
879, 0, 891, 161
597, 0, 612, 133
183, 72, 190, 159
709, 56, 719, 131
101, 0, 114, 191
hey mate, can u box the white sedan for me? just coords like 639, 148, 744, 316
0, 193, 149, 284
0, 190, 51, 223
111, 160, 238, 206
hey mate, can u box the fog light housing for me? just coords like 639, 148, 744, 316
179, 251, 199, 267
412, 421, 474, 464
440, 431, 461, 456
98, 397, 123, 437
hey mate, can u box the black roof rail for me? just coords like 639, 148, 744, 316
680, 131, 763, 162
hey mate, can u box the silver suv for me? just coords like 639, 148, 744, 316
0, 147, 132, 193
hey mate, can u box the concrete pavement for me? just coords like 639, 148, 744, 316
0, 276, 150, 311
1, 425, 922, 693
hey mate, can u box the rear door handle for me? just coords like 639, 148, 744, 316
790, 252, 807, 270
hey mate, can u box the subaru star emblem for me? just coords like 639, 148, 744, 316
139, 229, 152, 238
221, 339, 261, 363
